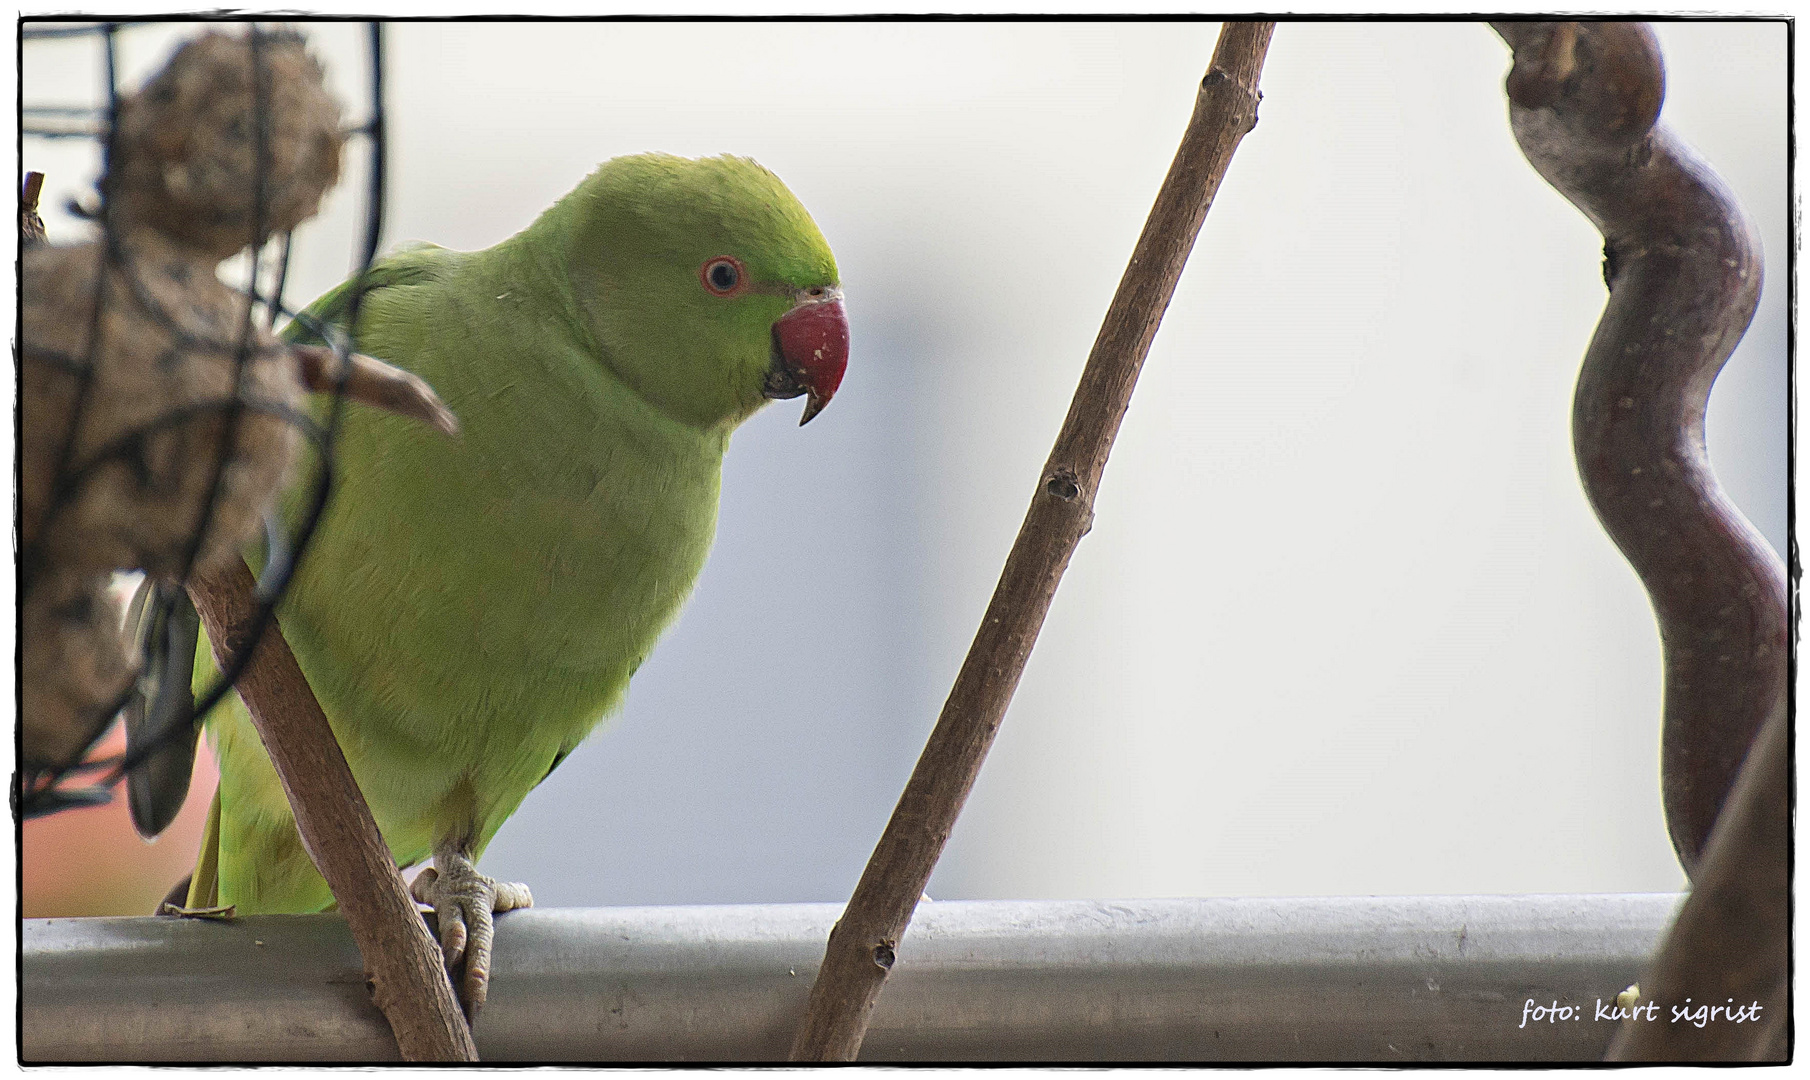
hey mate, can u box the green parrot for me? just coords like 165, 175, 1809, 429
164, 153, 847, 1014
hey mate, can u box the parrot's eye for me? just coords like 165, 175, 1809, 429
700, 256, 745, 297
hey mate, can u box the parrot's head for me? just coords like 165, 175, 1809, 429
563, 153, 847, 429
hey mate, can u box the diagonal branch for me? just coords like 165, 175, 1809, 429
787, 21, 1276, 1063
187, 560, 478, 1061
1607, 701, 1788, 1061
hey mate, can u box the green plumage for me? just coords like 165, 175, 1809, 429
191, 154, 839, 913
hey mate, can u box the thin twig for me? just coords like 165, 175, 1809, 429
22, 171, 47, 244
787, 21, 1276, 1062
187, 560, 478, 1062
1492, 21, 1785, 876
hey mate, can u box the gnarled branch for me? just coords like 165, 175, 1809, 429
1493, 20, 1784, 876
1492, 20, 1788, 1063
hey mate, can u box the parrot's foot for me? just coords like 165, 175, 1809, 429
157, 902, 236, 919
154, 873, 194, 915
410, 851, 532, 1021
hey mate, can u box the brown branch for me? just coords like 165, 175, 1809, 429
187, 560, 478, 1061
1492, 21, 1785, 876
1492, 21, 1787, 1062
22, 170, 47, 246
787, 21, 1276, 1063
1606, 701, 1789, 1060
290, 343, 460, 436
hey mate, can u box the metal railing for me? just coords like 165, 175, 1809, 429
24, 893, 1682, 1062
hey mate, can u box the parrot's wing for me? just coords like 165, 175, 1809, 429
125, 247, 457, 857
280, 241, 454, 345
532, 745, 576, 792
187, 786, 222, 909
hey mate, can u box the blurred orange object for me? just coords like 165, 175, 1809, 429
22, 723, 218, 917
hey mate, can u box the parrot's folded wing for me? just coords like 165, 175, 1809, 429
532, 745, 576, 792
124, 245, 463, 844
281, 242, 453, 345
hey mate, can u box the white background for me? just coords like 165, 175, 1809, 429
22, 18, 1789, 907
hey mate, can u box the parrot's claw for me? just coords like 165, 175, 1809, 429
157, 902, 236, 919
410, 854, 532, 1021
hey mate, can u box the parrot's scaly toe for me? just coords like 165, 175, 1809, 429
411, 855, 533, 1021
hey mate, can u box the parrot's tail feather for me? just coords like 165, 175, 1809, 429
186, 785, 223, 910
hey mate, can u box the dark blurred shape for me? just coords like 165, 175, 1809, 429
123, 579, 202, 839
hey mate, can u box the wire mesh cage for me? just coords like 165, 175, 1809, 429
18, 19, 389, 822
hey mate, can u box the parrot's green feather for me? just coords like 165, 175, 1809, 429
194, 154, 838, 913
282, 241, 450, 348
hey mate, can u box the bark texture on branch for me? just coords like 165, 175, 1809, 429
1493, 21, 1784, 876
787, 21, 1276, 1063
188, 560, 478, 1061
22, 170, 48, 245
1491, 21, 1787, 1064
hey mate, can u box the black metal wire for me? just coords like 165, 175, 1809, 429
172, 23, 270, 588
357, 23, 386, 276
20, 128, 107, 140
266, 232, 294, 330
22, 105, 106, 140
20, 23, 127, 41
18, 20, 391, 820
15, 394, 334, 817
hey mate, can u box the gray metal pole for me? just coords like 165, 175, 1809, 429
25, 893, 1679, 1062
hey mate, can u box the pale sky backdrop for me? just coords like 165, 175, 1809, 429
21, 19, 1788, 909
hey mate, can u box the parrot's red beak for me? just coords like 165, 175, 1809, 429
769, 293, 849, 425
